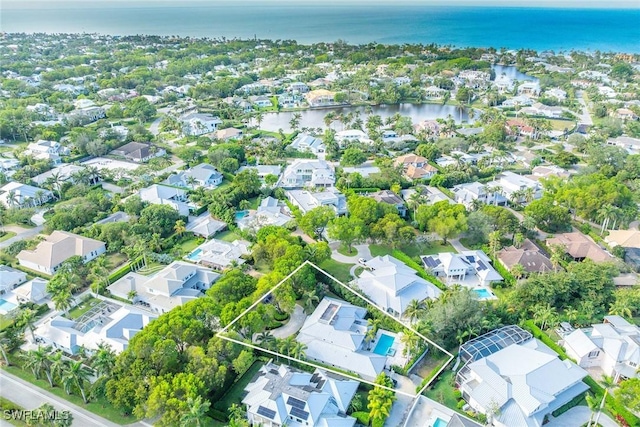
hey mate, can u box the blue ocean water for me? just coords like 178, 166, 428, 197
1, 2, 639, 53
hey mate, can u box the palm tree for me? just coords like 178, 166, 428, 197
549, 244, 566, 272
366, 318, 381, 343
302, 290, 320, 315
513, 232, 525, 248
0, 332, 12, 366
61, 360, 93, 403
403, 299, 426, 323
186, 176, 198, 189
180, 396, 211, 427
608, 299, 633, 319
91, 342, 116, 378
23, 346, 54, 385
291, 342, 307, 359
590, 375, 617, 427
585, 392, 599, 427
49, 350, 66, 386
6, 190, 19, 209
564, 307, 580, 326
532, 303, 557, 330
174, 219, 186, 237
488, 230, 502, 256
255, 331, 275, 350
46, 171, 64, 200
400, 331, 421, 357
238, 199, 251, 211
52, 290, 73, 315
19, 308, 37, 342
407, 192, 425, 221
511, 263, 526, 280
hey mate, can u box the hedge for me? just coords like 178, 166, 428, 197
107, 256, 143, 283
391, 249, 447, 291
352, 411, 369, 425
351, 187, 381, 194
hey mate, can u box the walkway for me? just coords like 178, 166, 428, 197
330, 244, 372, 264
270, 304, 306, 339
0, 224, 44, 249
448, 238, 469, 253
545, 406, 617, 427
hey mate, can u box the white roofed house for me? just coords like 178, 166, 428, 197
24, 139, 69, 164
242, 361, 358, 427
237, 165, 283, 184
108, 261, 220, 314
452, 182, 506, 209
237, 196, 294, 233
485, 171, 543, 206
164, 163, 223, 189
562, 316, 640, 380
296, 297, 391, 381
517, 81, 541, 97
31, 164, 97, 187
0, 265, 27, 294
33, 302, 157, 355
17, 231, 106, 276
456, 325, 589, 427
421, 250, 503, 287
0, 182, 54, 208
335, 130, 372, 147
186, 212, 227, 239
356, 255, 441, 319
280, 159, 335, 189
214, 127, 243, 141
289, 133, 326, 156
186, 239, 251, 271
286, 188, 347, 215
180, 112, 222, 136
137, 184, 191, 216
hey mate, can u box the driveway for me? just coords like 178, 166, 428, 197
330, 244, 372, 264
270, 304, 306, 339
545, 406, 617, 427
0, 225, 44, 249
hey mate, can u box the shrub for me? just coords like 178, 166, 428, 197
352, 411, 370, 425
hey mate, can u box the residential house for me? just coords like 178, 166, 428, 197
277, 93, 301, 108
186, 212, 227, 238
356, 255, 441, 318
335, 130, 371, 147
493, 74, 515, 92
214, 127, 243, 141
237, 165, 282, 183
164, 163, 223, 189
108, 261, 220, 314
289, 133, 326, 156
187, 239, 251, 271
34, 302, 157, 354
616, 108, 638, 121
17, 231, 106, 276
237, 196, 294, 233
24, 140, 69, 164
0, 182, 54, 208
0, 266, 27, 294
394, 153, 437, 181
368, 190, 407, 217
605, 230, 640, 249
137, 184, 191, 216
180, 112, 222, 136
520, 102, 564, 119
12, 278, 49, 304
67, 105, 106, 123
0, 158, 20, 176
563, 315, 640, 380
421, 251, 503, 287
545, 88, 567, 101
424, 85, 447, 99
456, 326, 588, 427
286, 188, 347, 215
502, 95, 534, 108
32, 164, 96, 187
506, 119, 537, 139
280, 159, 335, 189
530, 165, 570, 180
485, 171, 543, 205
296, 297, 391, 381
305, 90, 336, 107
242, 361, 358, 427
607, 136, 640, 154
95, 212, 131, 226
251, 95, 273, 108
517, 81, 541, 96
452, 182, 506, 208
400, 187, 453, 206
546, 232, 615, 263
110, 142, 166, 163
497, 239, 554, 275
413, 120, 441, 137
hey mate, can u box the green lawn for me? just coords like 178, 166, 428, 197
0, 397, 29, 426
213, 361, 263, 416
369, 241, 455, 259
318, 258, 354, 284
216, 230, 242, 243
105, 252, 127, 270
0, 231, 16, 242
2, 364, 135, 425
176, 236, 204, 255
424, 370, 459, 410
337, 244, 358, 257
67, 297, 101, 320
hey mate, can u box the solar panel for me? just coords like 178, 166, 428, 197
310, 373, 320, 383
287, 396, 306, 409
257, 406, 276, 419
320, 303, 338, 321
477, 260, 487, 271
290, 407, 310, 420
316, 379, 325, 389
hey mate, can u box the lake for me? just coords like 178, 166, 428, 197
255, 103, 474, 133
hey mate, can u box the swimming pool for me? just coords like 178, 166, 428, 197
235, 210, 248, 220
187, 248, 202, 261
373, 333, 395, 356
473, 288, 493, 299
433, 418, 449, 427
0, 299, 17, 315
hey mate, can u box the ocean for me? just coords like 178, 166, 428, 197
2, 1, 639, 53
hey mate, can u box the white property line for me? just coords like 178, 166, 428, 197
216, 260, 454, 397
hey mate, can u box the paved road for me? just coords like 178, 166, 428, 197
576, 90, 594, 126
449, 238, 469, 253
545, 405, 617, 427
270, 304, 306, 339
0, 225, 44, 249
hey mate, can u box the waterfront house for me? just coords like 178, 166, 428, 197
180, 112, 222, 136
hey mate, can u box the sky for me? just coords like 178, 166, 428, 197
3, 0, 639, 6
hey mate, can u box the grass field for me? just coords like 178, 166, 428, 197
0, 231, 17, 242
216, 230, 242, 242
424, 370, 459, 409
318, 258, 353, 284
176, 236, 204, 255
213, 361, 263, 416
67, 297, 101, 320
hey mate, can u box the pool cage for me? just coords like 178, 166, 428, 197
455, 325, 532, 387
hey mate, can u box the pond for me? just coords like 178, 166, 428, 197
254, 103, 474, 133
491, 64, 539, 82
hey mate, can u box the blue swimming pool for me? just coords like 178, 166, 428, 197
187, 248, 202, 261
235, 210, 248, 220
0, 299, 17, 314
473, 288, 492, 299
433, 418, 449, 427
373, 333, 395, 356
